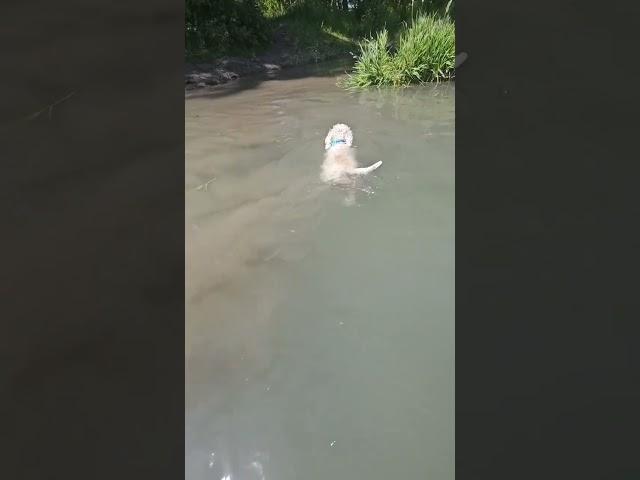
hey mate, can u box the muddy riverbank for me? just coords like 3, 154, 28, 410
185, 24, 352, 91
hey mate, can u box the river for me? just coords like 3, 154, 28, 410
186, 62, 455, 480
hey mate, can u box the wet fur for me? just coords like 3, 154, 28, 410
321, 123, 382, 184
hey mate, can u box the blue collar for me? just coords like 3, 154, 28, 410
330, 139, 347, 147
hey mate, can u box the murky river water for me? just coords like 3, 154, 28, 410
186, 62, 454, 480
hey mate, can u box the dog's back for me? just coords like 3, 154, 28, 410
321, 144, 357, 183
321, 124, 382, 183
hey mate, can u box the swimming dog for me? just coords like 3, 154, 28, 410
321, 123, 382, 183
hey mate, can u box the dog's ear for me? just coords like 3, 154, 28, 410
345, 127, 353, 147
324, 131, 332, 150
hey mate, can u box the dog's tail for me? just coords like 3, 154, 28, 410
352, 161, 382, 175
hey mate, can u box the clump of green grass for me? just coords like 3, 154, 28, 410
342, 30, 394, 88
342, 14, 455, 88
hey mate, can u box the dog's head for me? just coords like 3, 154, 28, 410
324, 123, 353, 150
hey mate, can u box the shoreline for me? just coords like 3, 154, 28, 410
185, 51, 351, 92
185, 22, 353, 93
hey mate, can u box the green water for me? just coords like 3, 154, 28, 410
186, 65, 454, 480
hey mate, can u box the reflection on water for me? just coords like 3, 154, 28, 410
186, 64, 454, 480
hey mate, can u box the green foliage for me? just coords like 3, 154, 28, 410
352, 0, 452, 35
353, 0, 404, 37
342, 14, 455, 88
343, 30, 393, 87
445, 0, 455, 18
262, 2, 358, 64
185, 0, 456, 85
258, 0, 299, 17
185, 0, 271, 58
392, 14, 455, 83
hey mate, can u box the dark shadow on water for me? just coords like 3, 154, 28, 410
185, 58, 354, 101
